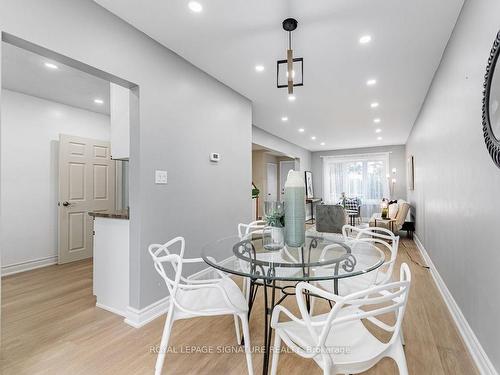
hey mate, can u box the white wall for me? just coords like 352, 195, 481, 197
252, 125, 312, 172
406, 0, 500, 371
1, 89, 110, 272
0, 0, 252, 310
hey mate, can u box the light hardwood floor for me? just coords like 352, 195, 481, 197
1, 237, 478, 374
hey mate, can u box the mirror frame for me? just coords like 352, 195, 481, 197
483, 30, 500, 168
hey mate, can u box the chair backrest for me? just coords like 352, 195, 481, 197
238, 220, 266, 239
296, 263, 411, 355
343, 197, 361, 213
316, 204, 347, 234
237, 221, 266, 274
342, 225, 400, 284
149, 237, 185, 299
342, 224, 394, 240
149, 237, 243, 317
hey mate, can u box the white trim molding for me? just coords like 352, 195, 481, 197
414, 235, 498, 375
96, 302, 128, 318
124, 296, 170, 328
124, 256, 237, 328
1, 255, 58, 277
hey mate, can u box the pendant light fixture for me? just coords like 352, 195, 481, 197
277, 18, 303, 95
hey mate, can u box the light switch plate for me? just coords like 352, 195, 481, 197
155, 170, 168, 184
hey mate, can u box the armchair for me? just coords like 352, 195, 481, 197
369, 199, 410, 233
315, 204, 347, 234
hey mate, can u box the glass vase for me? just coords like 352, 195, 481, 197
263, 226, 285, 251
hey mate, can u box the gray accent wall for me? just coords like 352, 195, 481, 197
0, 0, 252, 309
406, 0, 500, 370
311, 145, 407, 202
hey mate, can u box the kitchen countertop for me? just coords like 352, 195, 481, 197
88, 209, 129, 220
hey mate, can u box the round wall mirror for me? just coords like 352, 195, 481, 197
483, 31, 500, 168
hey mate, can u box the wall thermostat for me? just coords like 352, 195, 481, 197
210, 153, 220, 162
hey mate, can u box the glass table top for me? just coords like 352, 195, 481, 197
201, 234, 385, 282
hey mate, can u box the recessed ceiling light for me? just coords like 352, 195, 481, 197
298, 128, 305, 133
94, 98, 104, 104
377, 136, 383, 141
281, 116, 288, 122
375, 128, 382, 133
44, 62, 58, 70
374, 118, 381, 123
359, 35, 372, 44
311, 136, 316, 140
188, 1, 203, 12
255, 65, 265, 72
320, 142, 325, 146
288, 95, 296, 102
366, 79, 377, 86
370, 102, 379, 108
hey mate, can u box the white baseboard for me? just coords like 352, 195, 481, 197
124, 296, 170, 328
124, 256, 236, 329
413, 235, 498, 375
96, 302, 127, 318
1, 255, 58, 277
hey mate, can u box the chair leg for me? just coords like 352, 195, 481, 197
309, 295, 316, 315
155, 308, 175, 375
239, 313, 254, 375
233, 314, 241, 344
245, 278, 251, 303
390, 344, 409, 375
270, 333, 282, 375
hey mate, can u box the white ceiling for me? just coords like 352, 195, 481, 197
1, 42, 110, 115
95, 0, 463, 151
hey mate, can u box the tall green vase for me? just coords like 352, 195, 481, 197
284, 170, 306, 247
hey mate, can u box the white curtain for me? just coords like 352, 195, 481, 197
322, 153, 390, 205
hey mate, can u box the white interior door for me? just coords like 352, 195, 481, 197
58, 134, 115, 264
279, 160, 295, 201
266, 163, 278, 202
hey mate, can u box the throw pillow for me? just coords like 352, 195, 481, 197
344, 198, 359, 211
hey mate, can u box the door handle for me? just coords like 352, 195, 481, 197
62, 201, 71, 207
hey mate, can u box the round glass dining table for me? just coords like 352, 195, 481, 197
201, 233, 385, 375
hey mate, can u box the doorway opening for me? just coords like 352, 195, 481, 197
251, 143, 297, 220
0, 37, 135, 277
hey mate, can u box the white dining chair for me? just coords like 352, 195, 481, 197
309, 226, 400, 315
149, 237, 253, 375
342, 224, 399, 246
238, 221, 266, 302
270, 263, 412, 375
238, 220, 267, 239
237, 221, 302, 303
319, 226, 399, 290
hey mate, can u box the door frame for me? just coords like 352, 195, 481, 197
266, 162, 278, 202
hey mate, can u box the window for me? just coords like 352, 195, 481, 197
322, 153, 390, 204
